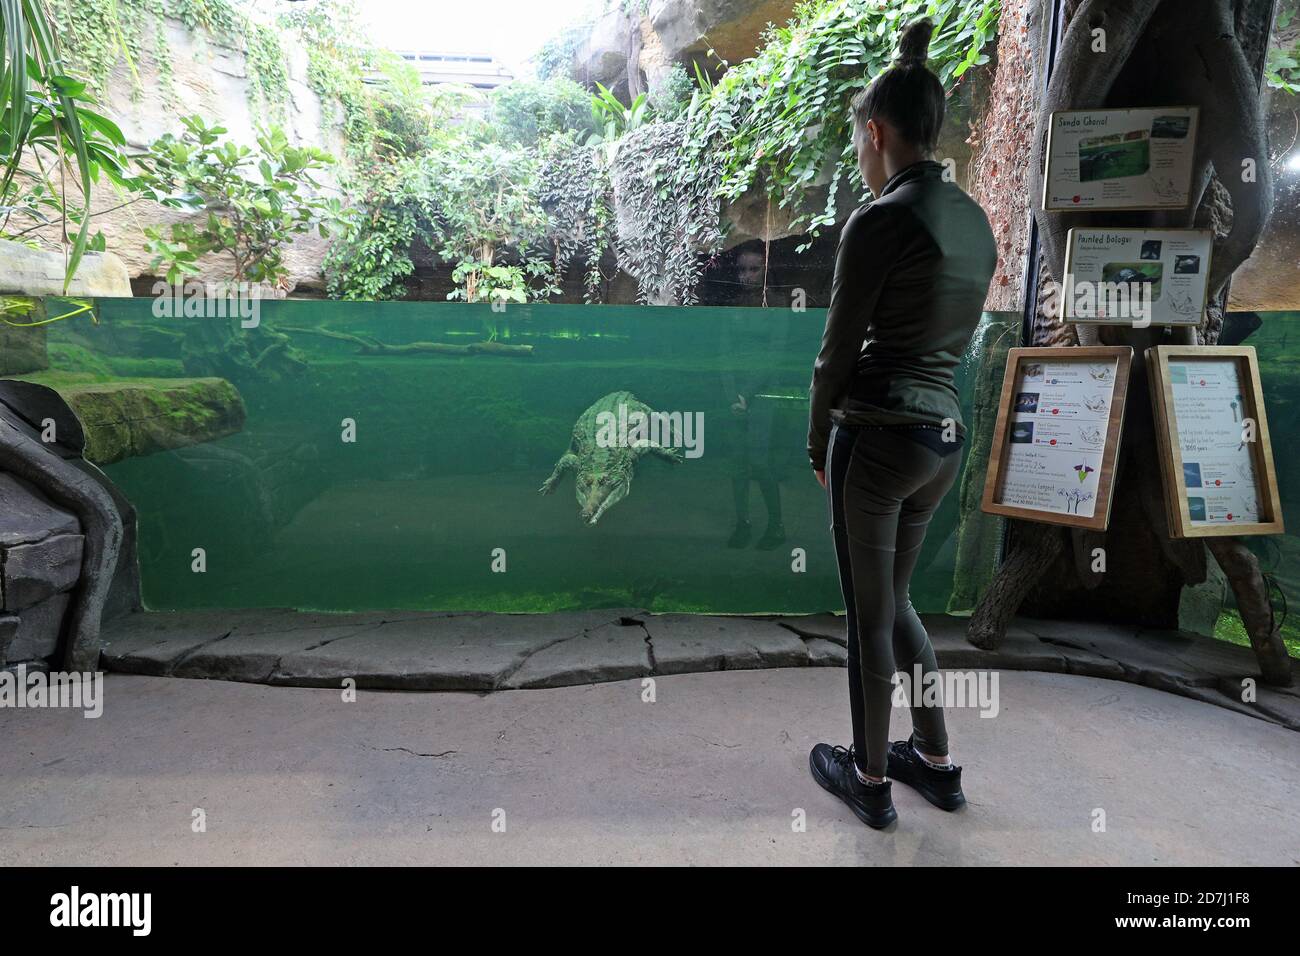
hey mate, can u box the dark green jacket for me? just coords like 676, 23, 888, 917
807, 160, 997, 470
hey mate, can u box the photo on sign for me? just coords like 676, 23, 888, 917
1100, 261, 1163, 299
981, 346, 1133, 531
1078, 130, 1149, 182
1146, 345, 1284, 539
1151, 114, 1191, 138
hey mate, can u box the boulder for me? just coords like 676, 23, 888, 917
43, 378, 246, 467
0, 473, 81, 549
0, 323, 48, 376
0, 592, 70, 664
0, 240, 131, 298
569, 1, 799, 95
648, 0, 796, 66
1, 533, 84, 612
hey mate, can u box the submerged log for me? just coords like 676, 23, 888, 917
283, 327, 533, 357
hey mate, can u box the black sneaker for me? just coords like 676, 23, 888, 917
887, 736, 965, 810
808, 743, 897, 829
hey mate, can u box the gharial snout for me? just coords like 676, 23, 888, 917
575, 474, 629, 526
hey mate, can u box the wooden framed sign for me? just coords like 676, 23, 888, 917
981, 346, 1133, 530
1042, 106, 1199, 211
1063, 227, 1213, 327
1146, 345, 1284, 538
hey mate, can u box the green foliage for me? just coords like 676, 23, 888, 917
610, 120, 723, 304
326, 0, 1001, 306
489, 77, 596, 145
48, 0, 172, 98
589, 82, 654, 145
649, 64, 695, 121
48, 0, 289, 113
1267, 0, 1299, 93
278, 0, 378, 149
1, 0, 139, 287
534, 22, 589, 81
136, 115, 337, 285
686, 0, 1000, 237
537, 132, 613, 302
244, 21, 290, 116
326, 133, 559, 304
324, 162, 432, 300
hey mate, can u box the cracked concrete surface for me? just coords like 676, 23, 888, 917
91, 609, 1300, 731
1, 669, 1297, 865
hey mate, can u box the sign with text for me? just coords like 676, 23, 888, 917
982, 346, 1133, 530
1043, 107, 1199, 211
1063, 227, 1213, 327
1147, 346, 1283, 538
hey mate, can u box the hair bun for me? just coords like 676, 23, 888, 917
897, 18, 934, 65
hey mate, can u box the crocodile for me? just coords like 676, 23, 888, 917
540, 390, 683, 524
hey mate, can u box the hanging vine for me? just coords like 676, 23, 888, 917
47, 0, 291, 115
537, 133, 614, 302
679, 0, 1001, 238
609, 120, 723, 304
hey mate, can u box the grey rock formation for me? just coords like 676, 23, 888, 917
0, 239, 132, 299
95, 605, 1300, 731
16, 19, 339, 293
568, 1, 797, 97
0, 384, 135, 670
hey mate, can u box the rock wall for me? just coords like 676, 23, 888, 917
0, 474, 83, 669
568, 0, 799, 96
22, 17, 341, 294
965, 0, 1043, 313
0, 383, 140, 672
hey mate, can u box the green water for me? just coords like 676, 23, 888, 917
1237, 312, 1300, 650
27, 300, 1019, 614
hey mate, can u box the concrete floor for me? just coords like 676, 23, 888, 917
2, 668, 1297, 865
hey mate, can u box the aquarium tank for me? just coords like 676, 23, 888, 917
18, 300, 1020, 616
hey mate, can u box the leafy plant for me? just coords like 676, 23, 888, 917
1, 0, 138, 287
537, 131, 613, 303
50, 0, 290, 111
1267, 0, 1299, 93
489, 77, 596, 145
534, 22, 590, 81
686, 0, 1001, 237
326, 132, 558, 304
649, 64, 696, 121
588, 82, 654, 148
610, 120, 723, 304
323, 154, 439, 301
279, 0, 392, 156
136, 115, 337, 285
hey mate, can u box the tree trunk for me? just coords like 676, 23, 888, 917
967, 0, 1289, 683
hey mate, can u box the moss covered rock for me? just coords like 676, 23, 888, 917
0, 324, 47, 376
48, 378, 246, 466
